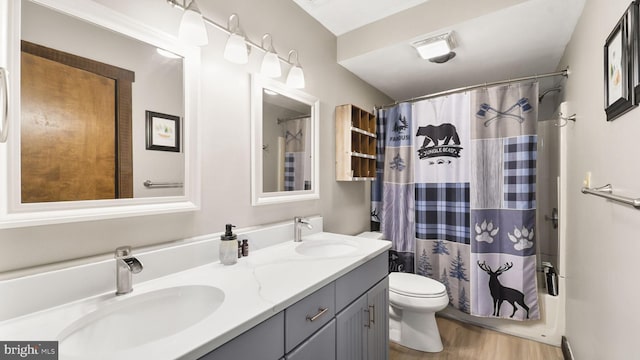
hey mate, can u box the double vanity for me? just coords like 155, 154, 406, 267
0, 218, 391, 359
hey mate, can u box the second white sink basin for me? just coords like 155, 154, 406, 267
295, 238, 358, 257
59, 285, 224, 357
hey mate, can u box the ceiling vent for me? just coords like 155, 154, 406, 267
411, 31, 456, 61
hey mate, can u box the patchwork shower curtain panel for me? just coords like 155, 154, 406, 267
372, 83, 540, 320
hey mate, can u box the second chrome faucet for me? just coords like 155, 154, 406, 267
294, 217, 312, 242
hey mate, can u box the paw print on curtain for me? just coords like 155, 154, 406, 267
475, 220, 499, 243
470, 210, 536, 257
508, 226, 534, 251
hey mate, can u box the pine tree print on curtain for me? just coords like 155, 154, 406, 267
380, 103, 416, 273
413, 93, 471, 312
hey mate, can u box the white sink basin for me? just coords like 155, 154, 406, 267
295, 238, 358, 257
59, 285, 224, 357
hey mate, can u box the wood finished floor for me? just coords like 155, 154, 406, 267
389, 317, 563, 360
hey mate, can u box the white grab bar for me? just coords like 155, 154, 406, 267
0, 67, 8, 143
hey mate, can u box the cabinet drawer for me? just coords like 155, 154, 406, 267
200, 312, 284, 360
335, 252, 388, 312
285, 282, 335, 353
286, 319, 336, 360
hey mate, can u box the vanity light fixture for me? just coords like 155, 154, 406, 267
177, 0, 208, 46
260, 34, 281, 78
286, 50, 305, 89
411, 31, 456, 60
224, 14, 249, 64
166, 1, 306, 80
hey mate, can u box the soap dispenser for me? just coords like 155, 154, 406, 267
220, 224, 238, 265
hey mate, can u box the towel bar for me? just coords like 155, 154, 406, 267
143, 180, 184, 189
581, 184, 640, 209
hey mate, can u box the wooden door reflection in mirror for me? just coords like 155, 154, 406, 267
20, 41, 134, 203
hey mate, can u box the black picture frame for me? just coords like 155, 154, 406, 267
605, 3, 636, 121
145, 111, 181, 152
631, 2, 640, 105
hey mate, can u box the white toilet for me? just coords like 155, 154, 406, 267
388, 272, 449, 352
357, 232, 449, 352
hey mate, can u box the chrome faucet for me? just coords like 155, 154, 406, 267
115, 246, 143, 296
294, 217, 313, 242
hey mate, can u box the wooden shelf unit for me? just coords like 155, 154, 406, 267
336, 104, 377, 181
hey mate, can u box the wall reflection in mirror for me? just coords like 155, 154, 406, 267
262, 90, 312, 192
19, 0, 185, 203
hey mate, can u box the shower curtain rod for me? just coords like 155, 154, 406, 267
277, 114, 311, 124
375, 67, 569, 110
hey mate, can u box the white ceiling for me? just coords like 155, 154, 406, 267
293, 0, 586, 101
291, 0, 430, 36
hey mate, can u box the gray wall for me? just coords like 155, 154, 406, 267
0, 0, 391, 274
559, 0, 640, 358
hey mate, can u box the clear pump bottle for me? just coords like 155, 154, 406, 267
219, 224, 238, 265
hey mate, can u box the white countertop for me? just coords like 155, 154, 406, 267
0, 231, 390, 359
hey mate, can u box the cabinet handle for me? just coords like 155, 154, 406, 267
0, 67, 8, 143
364, 307, 371, 328
306, 307, 328, 322
369, 305, 375, 324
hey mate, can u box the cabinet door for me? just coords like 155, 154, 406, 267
286, 319, 336, 360
336, 295, 367, 360
366, 277, 389, 360
199, 312, 285, 360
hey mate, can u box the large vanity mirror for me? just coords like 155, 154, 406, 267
251, 75, 319, 205
0, 0, 201, 228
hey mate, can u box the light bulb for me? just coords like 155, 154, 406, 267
261, 52, 282, 77
224, 33, 249, 64
178, 0, 208, 46
286, 65, 305, 89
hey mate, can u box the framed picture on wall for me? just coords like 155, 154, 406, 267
604, 3, 636, 121
145, 111, 181, 152
631, 2, 640, 105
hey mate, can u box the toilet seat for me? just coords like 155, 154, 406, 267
389, 272, 447, 298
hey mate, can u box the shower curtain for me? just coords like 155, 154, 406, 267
372, 83, 540, 321
283, 118, 310, 191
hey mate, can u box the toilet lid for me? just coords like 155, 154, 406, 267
389, 272, 447, 298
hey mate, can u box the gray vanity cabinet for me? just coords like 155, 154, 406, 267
285, 320, 336, 360
199, 252, 388, 360
199, 311, 285, 360
336, 277, 389, 360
